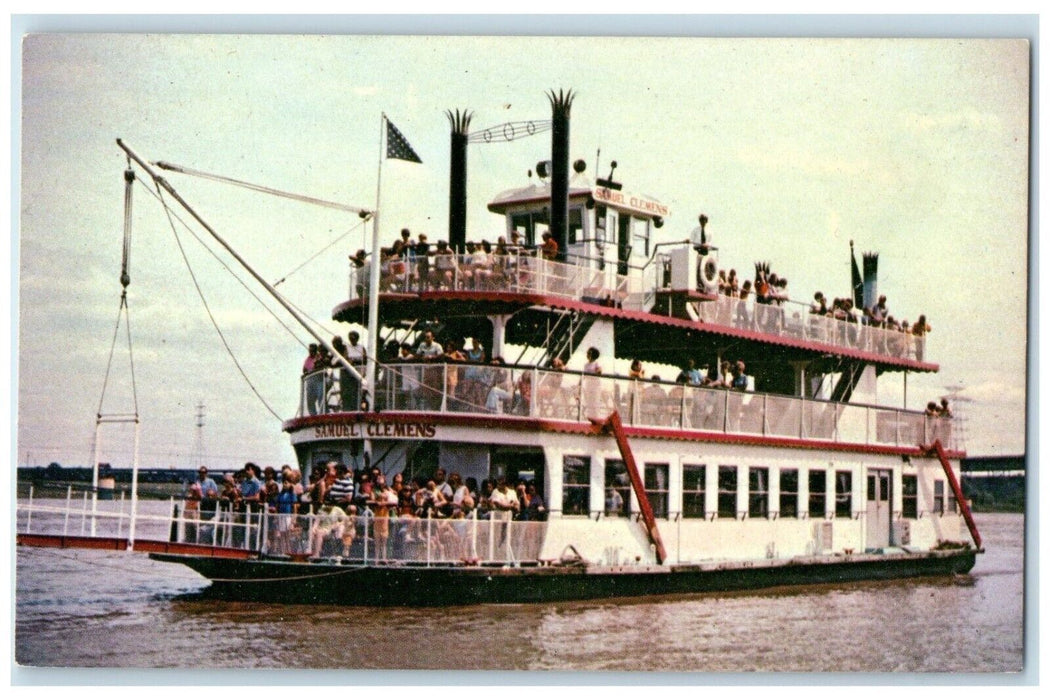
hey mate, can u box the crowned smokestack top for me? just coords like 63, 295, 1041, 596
548, 89, 575, 261
862, 251, 879, 311
447, 109, 473, 252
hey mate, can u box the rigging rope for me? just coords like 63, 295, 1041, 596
154, 160, 373, 216
153, 183, 284, 422
134, 178, 310, 351
272, 217, 367, 288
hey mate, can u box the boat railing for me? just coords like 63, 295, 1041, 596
693, 294, 929, 362
350, 251, 647, 311
309, 362, 956, 450
255, 509, 547, 566
15, 486, 268, 551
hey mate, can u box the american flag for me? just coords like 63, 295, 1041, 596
386, 120, 422, 163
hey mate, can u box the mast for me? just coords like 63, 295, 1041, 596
365, 116, 386, 413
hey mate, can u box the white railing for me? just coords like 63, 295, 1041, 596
693, 294, 929, 362
15, 486, 268, 550
350, 251, 646, 311
310, 363, 956, 450
257, 509, 547, 565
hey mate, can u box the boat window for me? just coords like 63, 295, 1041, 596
947, 485, 957, 515
933, 479, 945, 515
835, 471, 852, 518
717, 466, 737, 519
682, 464, 706, 518
634, 217, 651, 258
902, 475, 918, 518
604, 459, 630, 517
511, 210, 548, 248
779, 468, 799, 518
749, 467, 769, 518
562, 456, 591, 516
568, 206, 584, 245
644, 463, 669, 519
808, 469, 826, 518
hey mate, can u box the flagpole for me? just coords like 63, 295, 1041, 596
365, 114, 385, 422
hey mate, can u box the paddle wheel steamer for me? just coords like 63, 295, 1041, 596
21, 89, 980, 605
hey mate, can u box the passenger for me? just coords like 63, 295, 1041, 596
811, 292, 829, 316
490, 477, 520, 522
433, 240, 458, 289
302, 343, 324, 415
492, 238, 511, 288
925, 401, 940, 417
629, 358, 645, 380
307, 503, 350, 559
727, 269, 740, 297
939, 398, 953, 418
476, 479, 495, 520
326, 463, 354, 508
433, 468, 454, 502
485, 357, 513, 413
582, 347, 604, 417
460, 337, 488, 410
443, 340, 467, 409
416, 330, 445, 410
410, 233, 431, 291
239, 463, 264, 548
675, 359, 703, 386
195, 466, 219, 530
537, 356, 566, 415
605, 486, 625, 516
512, 369, 532, 415
183, 481, 202, 543
470, 240, 494, 290
912, 315, 932, 361
731, 361, 749, 391
735, 280, 753, 326
370, 474, 398, 560
540, 231, 558, 261
524, 482, 547, 521
274, 476, 299, 555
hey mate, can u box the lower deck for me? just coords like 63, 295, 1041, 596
288, 416, 972, 566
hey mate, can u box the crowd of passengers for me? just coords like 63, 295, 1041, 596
183, 461, 546, 559
351, 227, 561, 295
303, 324, 756, 416
714, 262, 930, 351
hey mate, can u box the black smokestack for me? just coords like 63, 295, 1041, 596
446, 109, 473, 252
548, 89, 574, 261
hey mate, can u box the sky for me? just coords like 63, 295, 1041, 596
14, 30, 1031, 471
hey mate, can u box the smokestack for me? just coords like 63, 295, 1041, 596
862, 252, 879, 311
548, 89, 575, 261
446, 109, 473, 252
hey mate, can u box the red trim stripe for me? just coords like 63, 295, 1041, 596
283, 411, 964, 459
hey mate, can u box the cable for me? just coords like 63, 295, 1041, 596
153, 183, 284, 422
273, 218, 367, 288
134, 178, 310, 351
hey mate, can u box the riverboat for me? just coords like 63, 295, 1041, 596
20, 89, 980, 605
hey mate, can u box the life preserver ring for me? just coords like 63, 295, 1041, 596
698, 254, 718, 292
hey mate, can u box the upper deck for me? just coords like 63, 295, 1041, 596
336, 251, 938, 373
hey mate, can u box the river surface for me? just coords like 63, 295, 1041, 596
14, 508, 1025, 675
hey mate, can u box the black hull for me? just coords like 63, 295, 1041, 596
151, 549, 978, 606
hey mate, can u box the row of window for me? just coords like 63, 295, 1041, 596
562, 456, 955, 519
